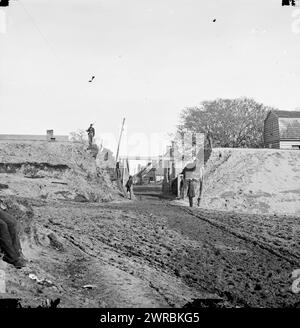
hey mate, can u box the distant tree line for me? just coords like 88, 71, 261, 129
179, 97, 277, 148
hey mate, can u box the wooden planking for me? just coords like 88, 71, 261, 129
279, 118, 300, 140
280, 141, 300, 149
268, 141, 280, 149
264, 112, 280, 147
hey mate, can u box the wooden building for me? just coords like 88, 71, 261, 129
263, 110, 300, 149
135, 163, 164, 184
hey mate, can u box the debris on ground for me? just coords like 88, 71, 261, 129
28, 273, 55, 287
82, 285, 97, 289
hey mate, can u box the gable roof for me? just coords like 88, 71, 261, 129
279, 117, 300, 139
273, 110, 300, 118
139, 166, 164, 177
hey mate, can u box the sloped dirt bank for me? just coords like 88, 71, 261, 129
0, 142, 121, 202
195, 148, 300, 215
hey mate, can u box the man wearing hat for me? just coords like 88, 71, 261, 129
86, 123, 95, 146
187, 179, 196, 208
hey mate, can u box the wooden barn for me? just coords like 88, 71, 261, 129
263, 110, 300, 149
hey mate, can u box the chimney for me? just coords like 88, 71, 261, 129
47, 130, 55, 142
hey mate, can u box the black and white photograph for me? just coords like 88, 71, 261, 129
0, 0, 300, 319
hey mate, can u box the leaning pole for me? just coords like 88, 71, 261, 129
116, 117, 126, 163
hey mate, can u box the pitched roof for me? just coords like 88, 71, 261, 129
140, 167, 164, 177
273, 110, 300, 118
279, 118, 300, 139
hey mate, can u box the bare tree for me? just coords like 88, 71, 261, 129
179, 97, 276, 148
69, 129, 87, 144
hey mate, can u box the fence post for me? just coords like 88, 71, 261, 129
0, 269, 6, 294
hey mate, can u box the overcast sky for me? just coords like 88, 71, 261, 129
0, 0, 300, 156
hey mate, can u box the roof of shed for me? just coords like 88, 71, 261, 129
279, 117, 300, 139
273, 110, 300, 118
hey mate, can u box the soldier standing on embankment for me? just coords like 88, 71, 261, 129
180, 175, 185, 199
86, 123, 95, 146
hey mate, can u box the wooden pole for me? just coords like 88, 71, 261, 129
123, 158, 126, 184
116, 118, 125, 163
0, 269, 6, 294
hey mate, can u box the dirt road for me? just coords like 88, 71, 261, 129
5, 195, 300, 308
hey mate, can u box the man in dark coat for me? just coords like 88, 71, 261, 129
0, 208, 26, 269
86, 123, 95, 146
179, 175, 185, 199
116, 162, 121, 180
187, 179, 195, 208
125, 176, 133, 199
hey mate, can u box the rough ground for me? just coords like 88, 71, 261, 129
1, 143, 300, 308
2, 194, 300, 308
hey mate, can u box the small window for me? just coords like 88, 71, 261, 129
292, 145, 300, 150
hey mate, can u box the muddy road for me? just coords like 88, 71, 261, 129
5, 194, 300, 308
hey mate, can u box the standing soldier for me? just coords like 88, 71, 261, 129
86, 123, 95, 146
179, 175, 185, 199
187, 179, 195, 208
125, 175, 133, 200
